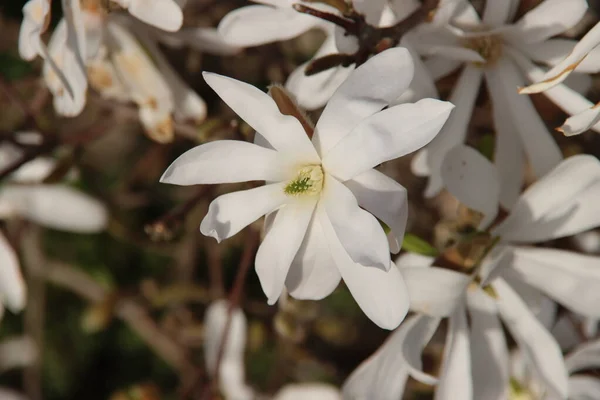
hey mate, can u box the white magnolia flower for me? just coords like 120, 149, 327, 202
0, 138, 108, 317
521, 21, 600, 135
109, 0, 183, 32
409, 0, 600, 205
218, 0, 422, 109
20, 0, 88, 116
204, 301, 254, 400
344, 146, 600, 399
161, 48, 454, 329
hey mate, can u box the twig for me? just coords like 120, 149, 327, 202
0, 76, 42, 131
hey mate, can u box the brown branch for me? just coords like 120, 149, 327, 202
380, 0, 440, 38
0, 76, 43, 131
293, 4, 358, 34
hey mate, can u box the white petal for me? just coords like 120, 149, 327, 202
323, 98, 454, 181
505, 0, 587, 44
217, 5, 319, 47
285, 34, 354, 111
394, 252, 434, 268
200, 183, 288, 243
0, 234, 25, 313
203, 301, 253, 400
3, 185, 107, 233
508, 247, 600, 318
0, 388, 27, 400
482, 0, 516, 26
344, 169, 408, 254
203, 72, 319, 163
18, 0, 51, 60
411, 66, 482, 198
342, 315, 421, 400
560, 105, 600, 136
392, 39, 439, 104
493, 155, 600, 242
424, 55, 462, 80
322, 175, 389, 270
486, 68, 526, 210
441, 145, 500, 228
318, 205, 409, 330
353, 0, 387, 25
401, 315, 441, 385
0, 336, 37, 372
160, 140, 291, 185
493, 278, 568, 399
313, 47, 415, 156
485, 58, 562, 181
255, 200, 315, 305
565, 338, 600, 372
521, 22, 600, 93
466, 287, 509, 400
157, 27, 241, 55
436, 305, 471, 400
569, 375, 600, 400
124, 0, 183, 31
285, 214, 341, 300
520, 39, 600, 73
274, 384, 341, 400
403, 266, 470, 317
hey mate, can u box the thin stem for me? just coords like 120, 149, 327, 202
293, 4, 357, 34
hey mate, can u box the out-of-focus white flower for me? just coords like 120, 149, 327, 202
274, 383, 341, 400
203, 301, 254, 400
219, 0, 423, 110
19, 0, 88, 116
0, 336, 37, 400
109, 0, 183, 32
345, 146, 600, 399
161, 48, 454, 329
521, 21, 600, 136
409, 0, 600, 203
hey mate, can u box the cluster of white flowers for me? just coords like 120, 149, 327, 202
11, 0, 600, 398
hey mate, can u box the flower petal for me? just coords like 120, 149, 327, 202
493, 155, 600, 242
275, 384, 341, 400
441, 145, 500, 228
125, 0, 183, 31
200, 183, 288, 243
493, 278, 568, 399
521, 22, 600, 93
318, 205, 409, 329
3, 185, 107, 233
401, 315, 441, 385
285, 33, 354, 111
436, 305, 472, 400
160, 140, 290, 185
504, 0, 587, 44
402, 266, 470, 317
466, 287, 509, 400
560, 104, 600, 136
18, 0, 51, 60
0, 234, 25, 313
322, 175, 390, 270
285, 214, 341, 300
482, 0, 516, 26
342, 315, 421, 400
313, 47, 415, 156
569, 375, 600, 400
565, 338, 600, 373
344, 169, 408, 254
255, 200, 316, 305
519, 39, 600, 73
323, 98, 454, 181
203, 72, 319, 163
507, 247, 600, 318
411, 66, 482, 198
0, 336, 37, 372
485, 58, 562, 181
217, 5, 319, 47
203, 301, 254, 400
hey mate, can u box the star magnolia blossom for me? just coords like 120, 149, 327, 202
408, 0, 600, 207
161, 48, 454, 329
0, 137, 108, 322
217, 0, 424, 109
344, 146, 600, 399
108, 0, 183, 32
0, 336, 37, 400
521, 20, 600, 136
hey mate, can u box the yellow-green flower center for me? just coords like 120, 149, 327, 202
509, 378, 536, 400
462, 34, 504, 67
284, 165, 324, 197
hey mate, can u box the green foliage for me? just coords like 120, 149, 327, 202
402, 233, 439, 257
0, 52, 33, 81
